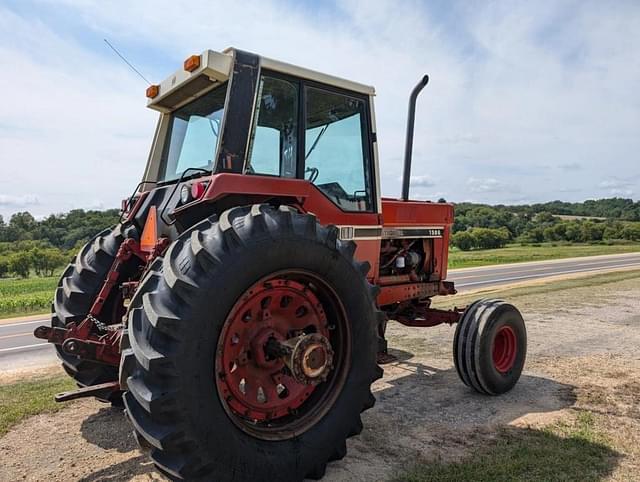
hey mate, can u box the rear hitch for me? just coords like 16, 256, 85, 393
61, 334, 122, 366
54, 381, 121, 403
33, 325, 68, 344
34, 321, 122, 366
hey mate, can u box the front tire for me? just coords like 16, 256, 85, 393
453, 299, 526, 395
123, 205, 383, 481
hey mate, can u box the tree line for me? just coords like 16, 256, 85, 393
505, 198, 640, 220
0, 209, 120, 249
451, 201, 640, 251
0, 209, 120, 278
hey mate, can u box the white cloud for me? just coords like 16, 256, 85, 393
598, 178, 636, 198
0, 194, 39, 207
466, 177, 506, 193
598, 178, 633, 190
437, 134, 480, 145
412, 192, 447, 202
559, 162, 582, 171
610, 188, 634, 197
408, 175, 436, 187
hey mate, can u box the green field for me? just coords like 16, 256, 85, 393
0, 276, 57, 317
448, 242, 640, 269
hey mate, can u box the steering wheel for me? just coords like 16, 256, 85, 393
305, 167, 319, 183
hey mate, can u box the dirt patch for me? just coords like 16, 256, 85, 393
0, 363, 59, 385
0, 276, 639, 481
0, 399, 163, 481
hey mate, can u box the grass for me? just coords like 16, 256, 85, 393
0, 374, 75, 437
0, 276, 57, 318
448, 242, 640, 269
395, 411, 619, 482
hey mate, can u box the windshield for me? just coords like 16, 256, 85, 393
158, 83, 228, 182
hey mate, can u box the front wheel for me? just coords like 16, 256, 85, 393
453, 299, 526, 395
123, 205, 382, 481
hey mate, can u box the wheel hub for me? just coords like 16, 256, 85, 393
492, 325, 517, 373
216, 278, 332, 421
266, 333, 334, 385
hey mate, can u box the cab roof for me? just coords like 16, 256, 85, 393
147, 47, 375, 113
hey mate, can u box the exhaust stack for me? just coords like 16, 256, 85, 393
401, 75, 429, 201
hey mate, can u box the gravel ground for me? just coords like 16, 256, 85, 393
1, 275, 639, 481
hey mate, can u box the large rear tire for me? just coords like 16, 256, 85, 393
52, 224, 135, 403
453, 299, 526, 395
123, 205, 383, 481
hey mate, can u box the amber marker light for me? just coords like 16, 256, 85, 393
184, 54, 201, 72
146, 84, 159, 99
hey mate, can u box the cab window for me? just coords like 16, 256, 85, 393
247, 76, 299, 178
159, 83, 227, 182
304, 87, 373, 212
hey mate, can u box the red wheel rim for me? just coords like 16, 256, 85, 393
492, 325, 517, 373
215, 271, 350, 440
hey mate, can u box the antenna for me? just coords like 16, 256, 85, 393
103, 38, 151, 85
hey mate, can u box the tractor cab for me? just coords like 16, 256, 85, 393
125, 47, 454, 284
140, 48, 379, 215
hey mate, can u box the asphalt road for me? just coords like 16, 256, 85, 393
0, 317, 58, 371
448, 252, 640, 292
1, 252, 639, 371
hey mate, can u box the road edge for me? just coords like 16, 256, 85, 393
449, 251, 640, 273
0, 313, 49, 326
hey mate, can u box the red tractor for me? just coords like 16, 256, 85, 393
35, 48, 526, 481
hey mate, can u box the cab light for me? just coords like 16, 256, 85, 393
184, 55, 201, 72
146, 84, 159, 99
180, 185, 192, 204
191, 181, 207, 200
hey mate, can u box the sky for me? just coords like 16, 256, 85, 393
0, 0, 639, 219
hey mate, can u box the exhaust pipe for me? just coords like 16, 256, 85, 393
401, 75, 429, 201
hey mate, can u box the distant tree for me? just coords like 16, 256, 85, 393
470, 227, 510, 249
522, 227, 545, 243
8, 252, 31, 278
622, 224, 640, 241
9, 212, 36, 236
603, 221, 624, 240
581, 221, 604, 242
543, 223, 566, 241
30, 247, 65, 276
0, 257, 8, 278
437, 197, 447, 203
535, 211, 556, 225
40, 248, 66, 276
564, 223, 582, 242
451, 231, 475, 251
